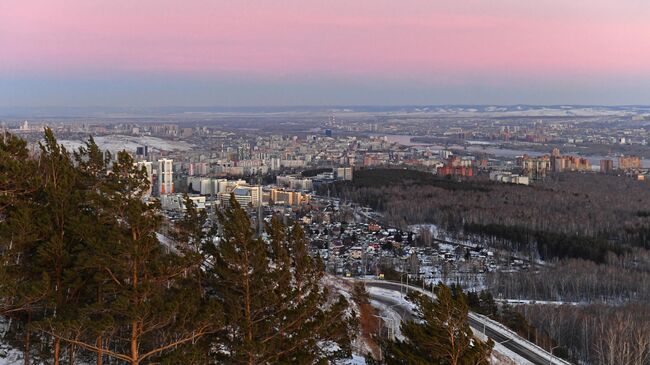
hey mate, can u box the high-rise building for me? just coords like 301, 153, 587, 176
517, 155, 550, 178
214, 178, 228, 194
600, 159, 614, 174
336, 167, 354, 181
619, 155, 642, 170
157, 158, 174, 195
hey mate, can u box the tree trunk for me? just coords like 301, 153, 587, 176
96, 285, 103, 365
23, 313, 31, 365
243, 251, 254, 365
96, 336, 103, 365
68, 343, 76, 365
131, 320, 138, 365
131, 229, 139, 365
54, 337, 60, 365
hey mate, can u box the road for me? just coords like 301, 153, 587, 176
362, 280, 570, 365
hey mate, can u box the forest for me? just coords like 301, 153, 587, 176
518, 303, 650, 364
325, 168, 650, 261
325, 168, 650, 365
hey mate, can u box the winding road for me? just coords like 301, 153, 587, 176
361, 280, 572, 365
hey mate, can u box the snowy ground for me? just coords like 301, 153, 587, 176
322, 276, 377, 358
59, 135, 195, 154
475, 331, 534, 365
338, 354, 366, 365
469, 312, 571, 365
500, 298, 583, 306
0, 348, 23, 365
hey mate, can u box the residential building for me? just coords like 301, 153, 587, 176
157, 158, 174, 195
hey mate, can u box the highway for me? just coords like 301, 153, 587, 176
361, 280, 571, 365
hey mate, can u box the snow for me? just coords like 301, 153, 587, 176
360, 279, 571, 365
366, 287, 416, 310
58, 135, 195, 154
337, 354, 366, 365
322, 275, 376, 357
468, 312, 571, 365
408, 223, 439, 238
0, 348, 23, 365
500, 299, 583, 306
475, 331, 533, 365
0, 319, 23, 365
369, 299, 405, 341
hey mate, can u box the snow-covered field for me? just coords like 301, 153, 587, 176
59, 135, 195, 153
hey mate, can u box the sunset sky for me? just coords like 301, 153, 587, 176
1, 0, 650, 106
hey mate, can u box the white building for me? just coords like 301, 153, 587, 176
214, 178, 228, 195
336, 167, 354, 181
276, 175, 313, 191
218, 183, 262, 207
489, 171, 529, 185
160, 194, 206, 211
157, 158, 174, 195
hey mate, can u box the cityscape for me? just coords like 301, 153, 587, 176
2, 1, 650, 365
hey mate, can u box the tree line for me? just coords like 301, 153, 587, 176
487, 258, 650, 303
518, 303, 650, 365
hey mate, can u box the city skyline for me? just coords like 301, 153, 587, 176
2, 0, 650, 106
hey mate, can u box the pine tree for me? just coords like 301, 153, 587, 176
206, 199, 354, 364
382, 284, 493, 365
55, 150, 222, 365
32, 128, 88, 365
0, 131, 43, 314
0, 131, 50, 365
1, 131, 356, 365
206, 196, 278, 364
269, 220, 354, 364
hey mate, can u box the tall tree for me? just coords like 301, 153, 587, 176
270, 220, 354, 364
33, 128, 86, 365
207, 198, 354, 364
53, 150, 222, 365
0, 131, 49, 365
382, 284, 493, 365
0, 132, 38, 313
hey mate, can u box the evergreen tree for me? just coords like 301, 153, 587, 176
207, 199, 354, 364
382, 284, 493, 365
272, 220, 354, 364
0, 131, 50, 365
57, 150, 221, 365
0, 132, 38, 313
32, 128, 87, 365
0, 132, 221, 365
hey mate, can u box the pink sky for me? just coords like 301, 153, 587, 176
2, 0, 650, 78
